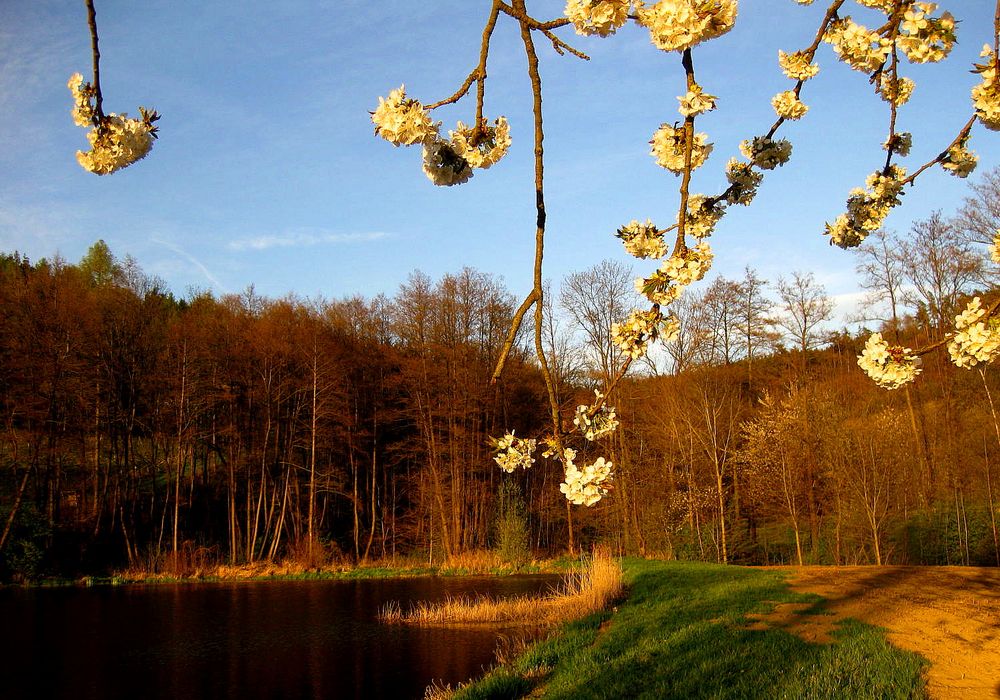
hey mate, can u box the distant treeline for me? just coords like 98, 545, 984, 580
1, 235, 999, 580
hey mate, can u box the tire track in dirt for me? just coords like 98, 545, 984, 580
774, 566, 1000, 700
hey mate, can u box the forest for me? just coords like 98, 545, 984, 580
2, 168, 1000, 581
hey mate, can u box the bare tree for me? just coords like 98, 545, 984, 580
775, 271, 835, 367
662, 289, 711, 375
854, 229, 906, 340
900, 212, 984, 334
558, 259, 633, 390
734, 267, 778, 381
955, 165, 1000, 249
699, 277, 743, 366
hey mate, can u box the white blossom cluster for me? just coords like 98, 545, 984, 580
611, 309, 680, 360
989, 230, 1000, 265
677, 84, 717, 117
823, 18, 892, 73
635, 0, 738, 53
491, 432, 537, 473
635, 241, 713, 305
857, 332, 921, 390
948, 297, 1000, 369
739, 136, 792, 170
856, 0, 894, 11
877, 75, 916, 107
574, 392, 620, 441
650, 124, 713, 173
778, 50, 819, 81
895, 3, 956, 64
771, 90, 808, 120
371, 85, 439, 146
450, 118, 511, 170
940, 140, 978, 178
372, 86, 511, 186
825, 165, 906, 249
972, 45, 1000, 131
684, 195, 725, 237
725, 158, 763, 205
882, 131, 912, 158
68, 73, 158, 175
617, 220, 668, 259
422, 140, 475, 186
560, 454, 613, 506
68, 73, 95, 127
564, 0, 632, 37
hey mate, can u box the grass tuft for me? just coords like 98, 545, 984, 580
383, 547, 623, 627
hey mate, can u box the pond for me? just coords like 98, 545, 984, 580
1, 574, 560, 700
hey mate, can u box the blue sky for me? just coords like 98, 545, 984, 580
2, 1, 998, 325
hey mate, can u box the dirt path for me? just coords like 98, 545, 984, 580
769, 566, 1000, 699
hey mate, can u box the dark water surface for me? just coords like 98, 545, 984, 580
1, 574, 559, 700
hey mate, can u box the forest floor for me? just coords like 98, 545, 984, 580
760, 566, 1000, 700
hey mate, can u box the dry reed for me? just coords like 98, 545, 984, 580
381, 547, 622, 627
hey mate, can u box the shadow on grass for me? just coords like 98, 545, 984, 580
456, 561, 927, 700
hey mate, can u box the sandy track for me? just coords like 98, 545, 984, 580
772, 566, 1000, 699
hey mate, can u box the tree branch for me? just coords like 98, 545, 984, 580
85, 0, 104, 122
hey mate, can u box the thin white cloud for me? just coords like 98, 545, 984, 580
151, 238, 227, 293
228, 230, 388, 251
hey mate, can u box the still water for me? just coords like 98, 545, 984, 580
1, 574, 559, 700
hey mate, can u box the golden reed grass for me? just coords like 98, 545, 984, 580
380, 547, 623, 626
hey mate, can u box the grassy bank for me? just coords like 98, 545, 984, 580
7, 550, 577, 587
383, 548, 622, 626
448, 560, 927, 699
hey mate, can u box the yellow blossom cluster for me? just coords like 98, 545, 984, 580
560, 453, 613, 506
684, 195, 725, 237
617, 220, 668, 259
882, 131, 912, 157
422, 140, 474, 186
491, 432, 537, 473
371, 85, 439, 147
611, 309, 680, 359
739, 136, 792, 170
940, 140, 978, 178
650, 123, 713, 173
989, 230, 1000, 265
771, 90, 808, 120
564, 0, 632, 37
373, 86, 512, 187
825, 165, 906, 248
948, 297, 1000, 369
972, 45, 1000, 131
574, 392, 620, 441
68, 73, 95, 127
823, 18, 891, 73
68, 73, 158, 176
635, 241, 713, 305
636, 0, 738, 53
877, 75, 915, 107
857, 332, 921, 390
449, 118, 511, 170
677, 84, 717, 117
778, 50, 820, 81
895, 3, 956, 64
856, 0, 894, 11
725, 158, 763, 205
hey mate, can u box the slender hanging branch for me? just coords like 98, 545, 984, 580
85, 0, 104, 122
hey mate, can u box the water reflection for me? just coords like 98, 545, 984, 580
2, 574, 558, 700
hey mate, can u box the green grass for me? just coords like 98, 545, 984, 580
453, 560, 928, 700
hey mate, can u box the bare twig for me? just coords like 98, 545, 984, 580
901, 115, 976, 186
85, 0, 104, 122
426, 1, 503, 112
